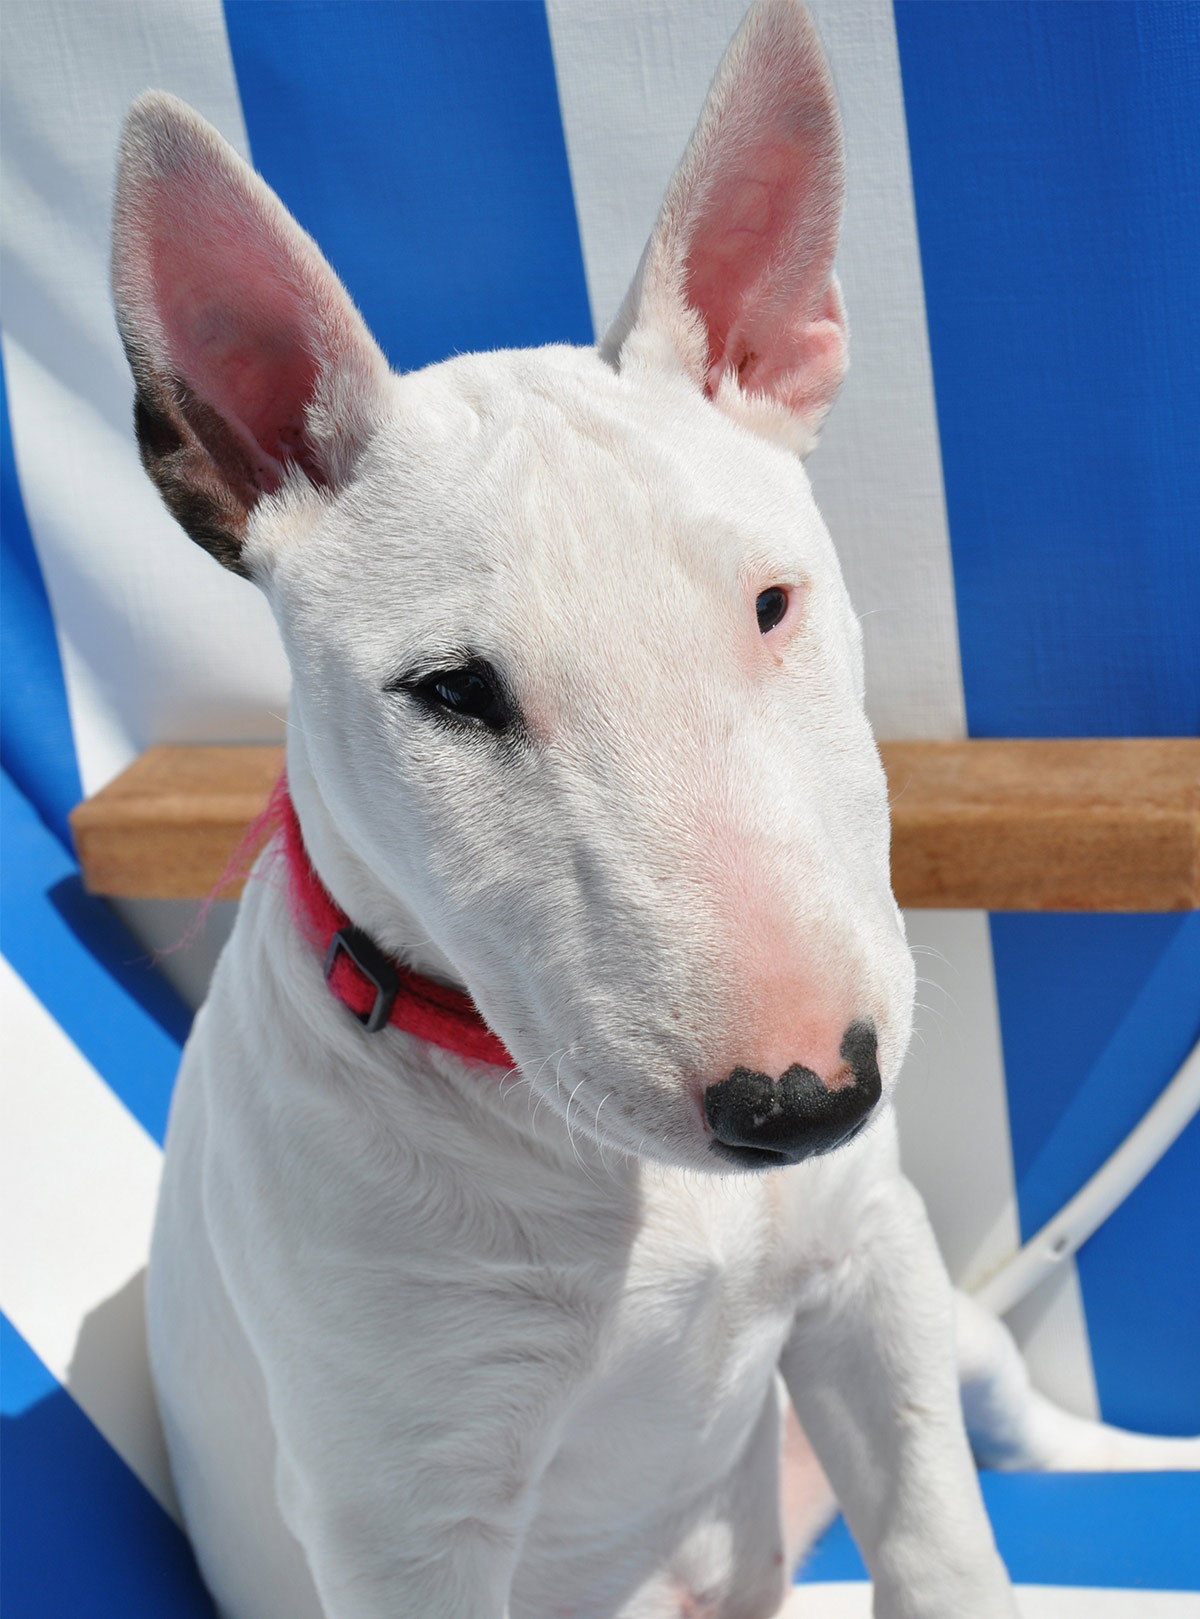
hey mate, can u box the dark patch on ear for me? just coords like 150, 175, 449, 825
122, 334, 269, 579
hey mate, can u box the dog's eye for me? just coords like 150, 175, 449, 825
405, 662, 513, 733
755, 587, 788, 634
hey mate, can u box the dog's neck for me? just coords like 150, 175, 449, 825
273, 778, 513, 1065
283, 738, 468, 993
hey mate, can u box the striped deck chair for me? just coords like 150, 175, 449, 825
2, 4, 1197, 1614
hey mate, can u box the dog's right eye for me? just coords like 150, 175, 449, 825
755, 587, 789, 634
398, 661, 514, 734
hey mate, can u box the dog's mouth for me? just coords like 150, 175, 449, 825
706, 1108, 873, 1171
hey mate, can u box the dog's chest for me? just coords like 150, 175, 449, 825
532, 1171, 800, 1536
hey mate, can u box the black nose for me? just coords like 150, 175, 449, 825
703, 1021, 881, 1169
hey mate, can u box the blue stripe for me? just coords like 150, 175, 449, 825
893, 0, 1200, 741
0, 1315, 58, 1420
1078, 1110, 1200, 1437
895, 0, 1200, 1432
990, 915, 1200, 1436
0, 345, 82, 852
1, 1315, 214, 1618
0, 770, 189, 1143
993, 913, 1200, 1238
222, 0, 594, 371
800, 1470, 1200, 1589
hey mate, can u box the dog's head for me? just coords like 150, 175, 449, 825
112, 0, 914, 1173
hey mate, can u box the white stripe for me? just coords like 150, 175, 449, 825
1005, 1261, 1102, 1425
896, 911, 1021, 1290
899, 912, 1100, 1418
786, 1588, 1200, 1617
546, 0, 1095, 1412
545, 0, 966, 740
0, 0, 289, 798
799, 0, 967, 745
0, 956, 175, 1513
110, 895, 238, 1014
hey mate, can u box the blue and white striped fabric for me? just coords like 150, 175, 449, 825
2, 3, 1197, 1612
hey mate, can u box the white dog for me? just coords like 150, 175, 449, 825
111, 5, 1195, 1616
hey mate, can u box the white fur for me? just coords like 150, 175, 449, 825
113, 6, 1194, 1618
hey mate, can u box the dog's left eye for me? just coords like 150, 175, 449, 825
756, 587, 788, 634
401, 661, 513, 733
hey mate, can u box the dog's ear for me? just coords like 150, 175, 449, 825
601, 0, 846, 456
111, 93, 389, 578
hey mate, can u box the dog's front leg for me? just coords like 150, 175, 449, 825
779, 1171, 1016, 1619
264, 1344, 567, 1619
209, 1231, 589, 1619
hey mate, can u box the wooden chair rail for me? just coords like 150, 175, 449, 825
69, 739, 1200, 912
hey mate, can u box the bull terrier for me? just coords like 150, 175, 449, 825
111, 4, 1196, 1615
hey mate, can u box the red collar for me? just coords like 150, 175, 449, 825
272, 782, 514, 1069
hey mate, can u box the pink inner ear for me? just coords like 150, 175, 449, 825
147, 214, 325, 493
687, 137, 841, 407
675, 11, 846, 425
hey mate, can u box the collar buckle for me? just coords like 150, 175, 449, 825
324, 925, 400, 1034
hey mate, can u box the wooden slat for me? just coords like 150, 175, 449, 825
882, 739, 1200, 911
70, 746, 284, 902
69, 739, 1200, 911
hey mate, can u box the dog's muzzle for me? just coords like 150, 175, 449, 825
703, 1020, 881, 1168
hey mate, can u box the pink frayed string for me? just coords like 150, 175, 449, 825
156, 773, 290, 961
